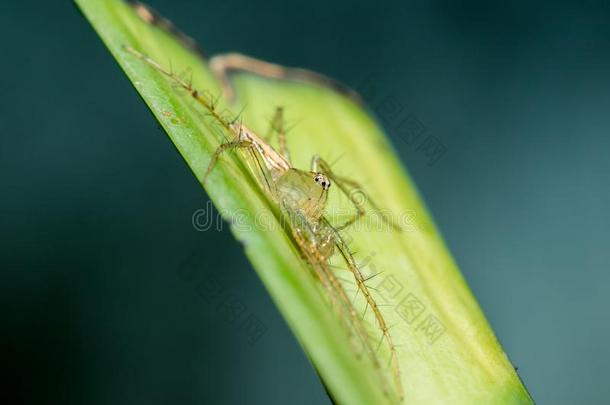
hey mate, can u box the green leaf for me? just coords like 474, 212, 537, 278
75, 1, 534, 404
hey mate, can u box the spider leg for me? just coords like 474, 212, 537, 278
324, 218, 404, 400
263, 106, 291, 164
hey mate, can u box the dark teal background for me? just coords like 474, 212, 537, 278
1, 1, 608, 404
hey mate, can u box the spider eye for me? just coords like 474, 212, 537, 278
314, 174, 330, 190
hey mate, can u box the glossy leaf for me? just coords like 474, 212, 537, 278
75, 1, 534, 403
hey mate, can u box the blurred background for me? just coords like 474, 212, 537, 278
1, 0, 608, 403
